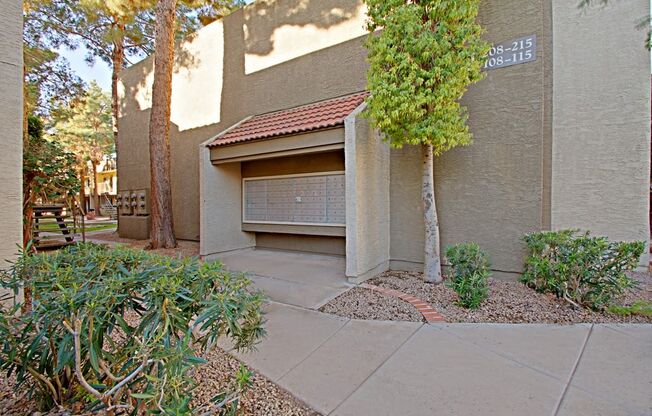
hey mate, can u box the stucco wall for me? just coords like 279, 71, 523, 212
345, 105, 391, 282
0, 0, 23, 269
550, 0, 650, 255
200, 143, 255, 257
389, 0, 550, 276
119, 0, 367, 241
121, 0, 649, 278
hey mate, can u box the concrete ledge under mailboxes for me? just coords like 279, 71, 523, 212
118, 215, 150, 240
242, 222, 346, 237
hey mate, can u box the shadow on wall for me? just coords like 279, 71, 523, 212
119, 0, 369, 129
118, 21, 223, 132
243, 0, 367, 74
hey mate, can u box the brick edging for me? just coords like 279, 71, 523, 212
360, 283, 446, 323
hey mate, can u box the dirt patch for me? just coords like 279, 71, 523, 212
322, 270, 652, 324
0, 348, 318, 416
86, 231, 200, 259
319, 286, 423, 322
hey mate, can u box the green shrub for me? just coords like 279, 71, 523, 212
0, 243, 265, 414
521, 230, 644, 310
445, 242, 491, 309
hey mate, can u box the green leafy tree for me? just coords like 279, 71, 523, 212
23, 116, 80, 247
364, 0, 490, 283
23, 46, 85, 120
54, 82, 114, 213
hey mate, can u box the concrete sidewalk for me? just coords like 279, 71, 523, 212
218, 249, 352, 309
223, 303, 652, 416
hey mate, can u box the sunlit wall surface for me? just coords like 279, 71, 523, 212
243, 0, 367, 74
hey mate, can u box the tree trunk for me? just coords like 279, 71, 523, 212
111, 27, 125, 235
92, 161, 100, 214
80, 166, 87, 214
22, 187, 34, 313
111, 24, 124, 153
22, 187, 34, 249
422, 143, 443, 284
147, 0, 178, 249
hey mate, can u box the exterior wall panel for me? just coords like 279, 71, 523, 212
345, 107, 391, 282
0, 0, 23, 269
550, 0, 650, 260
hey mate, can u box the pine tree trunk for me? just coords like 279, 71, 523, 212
80, 167, 87, 214
422, 143, 443, 284
92, 161, 100, 214
22, 187, 34, 313
22, 187, 33, 249
111, 24, 124, 152
112, 22, 125, 234
147, 0, 178, 249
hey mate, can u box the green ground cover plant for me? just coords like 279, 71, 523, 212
445, 242, 491, 309
607, 300, 652, 317
0, 243, 265, 415
521, 230, 644, 310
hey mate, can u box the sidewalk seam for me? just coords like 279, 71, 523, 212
327, 323, 424, 415
276, 317, 351, 382
551, 323, 594, 416
438, 327, 571, 383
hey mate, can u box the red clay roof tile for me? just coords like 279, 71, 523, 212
207, 91, 369, 147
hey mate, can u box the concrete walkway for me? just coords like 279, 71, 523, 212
223, 302, 652, 416
218, 249, 352, 309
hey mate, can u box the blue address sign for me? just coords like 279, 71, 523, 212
484, 34, 537, 71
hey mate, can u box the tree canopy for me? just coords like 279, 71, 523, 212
24, 116, 80, 205
364, 0, 490, 154
54, 82, 114, 167
364, 0, 489, 283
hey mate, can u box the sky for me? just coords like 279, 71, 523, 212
56, 1, 256, 92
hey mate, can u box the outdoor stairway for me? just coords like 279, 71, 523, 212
32, 204, 76, 249
102, 203, 118, 220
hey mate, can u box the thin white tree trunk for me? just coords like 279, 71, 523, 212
422, 143, 443, 283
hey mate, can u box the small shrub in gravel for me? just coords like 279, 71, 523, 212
0, 243, 265, 415
445, 242, 490, 309
521, 230, 644, 310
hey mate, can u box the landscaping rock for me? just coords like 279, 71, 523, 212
319, 286, 423, 322
321, 270, 652, 324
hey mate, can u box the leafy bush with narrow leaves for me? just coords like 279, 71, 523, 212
445, 242, 491, 309
521, 230, 644, 310
0, 243, 265, 414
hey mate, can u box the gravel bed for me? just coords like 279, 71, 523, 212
322, 270, 652, 324
319, 286, 423, 322
0, 349, 318, 416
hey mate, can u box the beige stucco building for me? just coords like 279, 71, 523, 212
118, 0, 650, 281
0, 0, 23, 267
